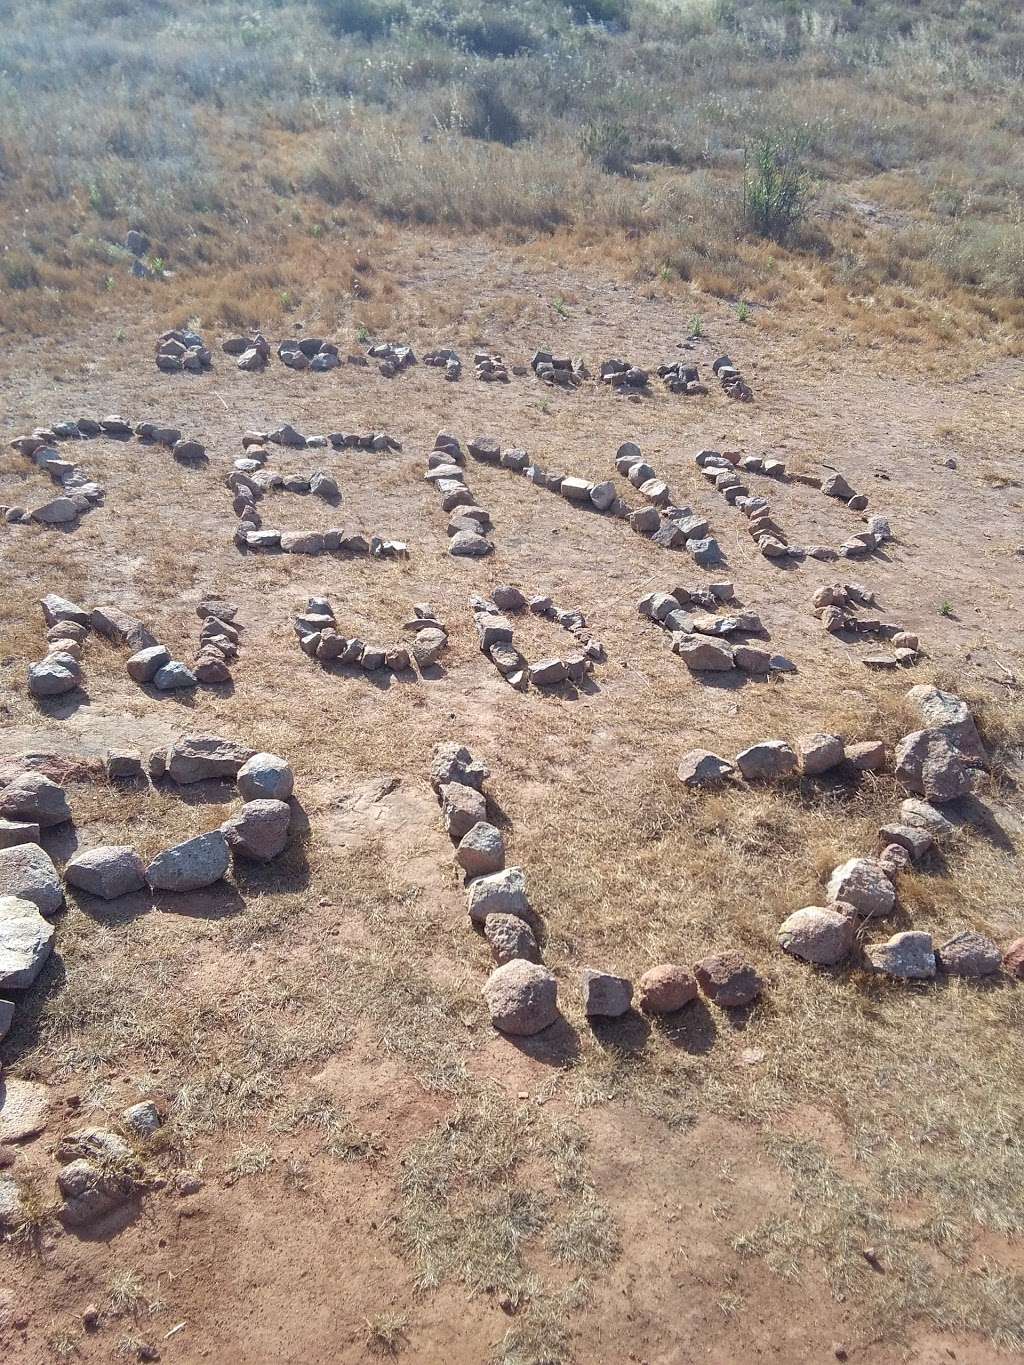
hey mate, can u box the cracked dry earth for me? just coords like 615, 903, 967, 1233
1, 239, 1024, 1365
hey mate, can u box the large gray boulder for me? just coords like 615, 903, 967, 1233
0, 773, 71, 827
0, 894, 56, 988
221, 800, 290, 862
456, 822, 505, 877
165, 735, 255, 784
27, 660, 78, 697
146, 831, 230, 891
895, 728, 974, 803
236, 752, 294, 802
937, 930, 1001, 978
825, 857, 895, 919
777, 906, 855, 965
735, 740, 798, 782
64, 846, 145, 900
0, 843, 64, 915
467, 867, 531, 924
482, 960, 559, 1035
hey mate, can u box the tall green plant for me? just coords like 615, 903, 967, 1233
742, 135, 809, 243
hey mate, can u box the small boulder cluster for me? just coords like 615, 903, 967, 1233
656, 361, 708, 395
895, 684, 988, 805
531, 351, 587, 387
294, 595, 447, 675
5, 427, 107, 528
424, 433, 493, 558
615, 443, 723, 560
639, 584, 793, 676
423, 348, 462, 380
127, 596, 242, 690
677, 732, 886, 789
223, 332, 272, 372
471, 585, 604, 692
276, 337, 341, 372
329, 429, 401, 452
472, 350, 510, 382
155, 327, 213, 373
712, 354, 753, 401
368, 341, 416, 377
599, 358, 649, 392
27, 595, 92, 699
813, 582, 920, 667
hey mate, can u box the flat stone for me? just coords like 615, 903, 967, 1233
154, 661, 197, 690
484, 913, 540, 965
529, 658, 567, 686
636, 964, 698, 1013
937, 930, 1001, 978
40, 594, 89, 628
899, 798, 953, 838
90, 606, 156, 650
146, 831, 230, 890
0, 843, 63, 915
735, 740, 798, 781
878, 823, 933, 861
677, 750, 735, 788
280, 532, 326, 555
0, 819, 40, 849
694, 952, 763, 1008
560, 477, 593, 502
798, 733, 844, 776
0, 896, 56, 990
674, 636, 734, 671
482, 960, 558, 1035
456, 822, 505, 877
412, 629, 448, 669
0, 1075, 51, 1141
166, 735, 255, 784
467, 867, 531, 925
826, 857, 895, 919
866, 930, 936, 980
581, 968, 633, 1018
65, 846, 146, 900
777, 906, 855, 965
844, 741, 886, 771
221, 799, 290, 862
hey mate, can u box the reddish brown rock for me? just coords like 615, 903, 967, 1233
694, 951, 763, 1008
636, 964, 698, 1014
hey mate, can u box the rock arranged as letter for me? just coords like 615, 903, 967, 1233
155, 328, 212, 373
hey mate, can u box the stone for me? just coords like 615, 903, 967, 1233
475, 612, 513, 649
629, 506, 660, 535
90, 605, 156, 650
735, 740, 798, 781
777, 907, 855, 965
0, 843, 63, 915
122, 1101, 162, 1139
822, 474, 855, 500
280, 532, 326, 555
32, 497, 78, 524
878, 823, 932, 861
467, 867, 531, 925
899, 798, 953, 838
895, 729, 973, 803
1002, 939, 1024, 979
937, 930, 1001, 978
0, 999, 13, 1041
904, 686, 985, 762
166, 735, 254, 784
0, 773, 71, 827
449, 530, 493, 557
674, 636, 734, 671
0, 1075, 51, 1141
798, 733, 844, 776
221, 800, 291, 862
733, 645, 773, 673
484, 913, 540, 965
146, 831, 230, 890
482, 960, 558, 1035
194, 653, 231, 684
431, 743, 489, 794
154, 661, 197, 690
65, 846, 145, 900
491, 586, 526, 613
0, 819, 39, 849
636, 964, 698, 1013
590, 481, 617, 511
0, 896, 56, 989
172, 439, 205, 462
456, 822, 505, 877
826, 857, 895, 919
865, 931, 936, 980
844, 741, 885, 771
581, 968, 633, 1018
440, 783, 487, 840
560, 477, 593, 502
237, 753, 294, 802
412, 629, 448, 669
677, 750, 735, 788
27, 660, 78, 696
123, 645, 169, 685
878, 843, 912, 878
694, 952, 763, 1008
529, 658, 567, 687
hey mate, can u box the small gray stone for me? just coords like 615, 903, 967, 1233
0, 819, 40, 849
777, 906, 855, 965
0, 773, 71, 827
65, 846, 145, 900
0, 894, 56, 988
146, 831, 230, 891
735, 740, 798, 781
122, 1101, 162, 1139
673, 636, 734, 671
154, 661, 197, 690
27, 660, 78, 696
482, 960, 558, 1035
937, 930, 1001, 978
456, 822, 505, 877
826, 857, 895, 919
221, 800, 290, 862
0, 843, 63, 915
237, 753, 294, 802
798, 733, 844, 776
581, 968, 633, 1018
677, 750, 735, 787
467, 867, 530, 925
440, 782, 487, 840
866, 930, 936, 980
127, 645, 171, 683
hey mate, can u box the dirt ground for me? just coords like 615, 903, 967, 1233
1, 238, 1023, 1364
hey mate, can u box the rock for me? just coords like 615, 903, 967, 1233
581, 968, 632, 1018
822, 474, 855, 500
482, 960, 558, 1035
0, 773, 71, 827
0, 1174, 25, 1226
57, 1154, 136, 1226
237, 753, 294, 802
0, 1075, 51, 1142
798, 733, 844, 776
1002, 939, 1024, 979
735, 740, 798, 781
166, 735, 255, 784
90, 606, 156, 650
937, 930, 1001, 978
636, 964, 698, 1013
529, 658, 567, 686
474, 612, 513, 650
878, 842, 912, 878
674, 636, 734, 671
154, 661, 197, 690
590, 481, 617, 511
0, 819, 39, 849
677, 750, 735, 788
65, 846, 145, 900
865, 930, 936, 980
844, 741, 885, 771
0, 895, 56, 989
0, 843, 63, 915
877, 823, 932, 861
221, 800, 290, 862
0, 998, 13, 1041
449, 530, 492, 557
904, 685, 985, 762
122, 1101, 162, 1139
27, 660, 78, 696
440, 782, 487, 840
899, 798, 953, 838
146, 831, 230, 891
194, 653, 231, 684
172, 439, 205, 462
484, 913, 540, 965
560, 477, 593, 502
694, 952, 763, 1008
412, 629, 448, 670
467, 867, 531, 925
777, 907, 855, 965
41, 594, 90, 628
629, 507, 660, 535
826, 857, 895, 919
32, 497, 78, 524
491, 586, 526, 613
431, 744, 489, 794
456, 822, 505, 877
895, 729, 973, 803
280, 532, 326, 555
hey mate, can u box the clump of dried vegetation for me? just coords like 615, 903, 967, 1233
2, 0, 1024, 346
